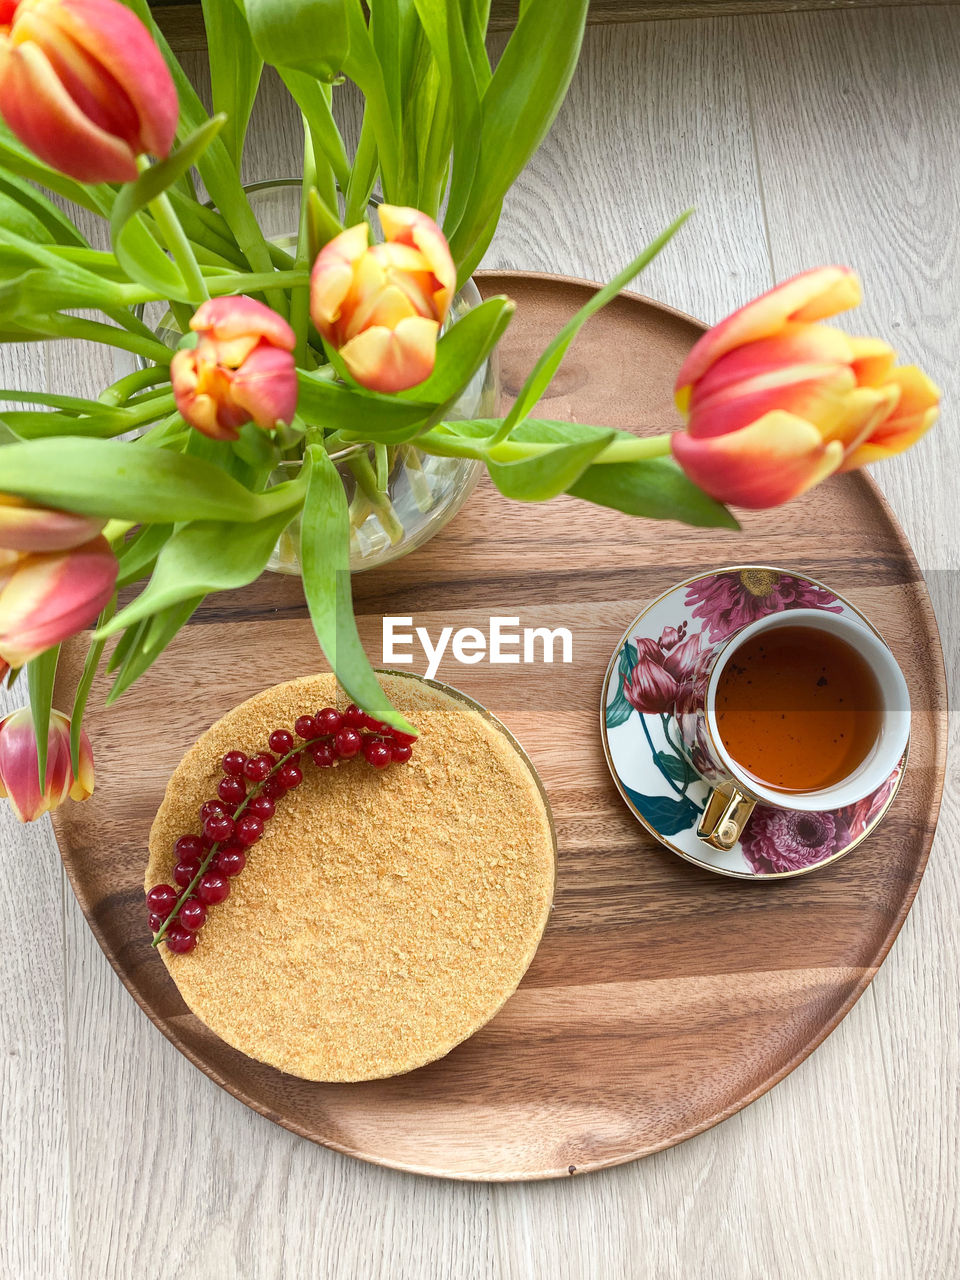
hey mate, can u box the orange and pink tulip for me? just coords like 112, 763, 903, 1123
171, 296, 298, 441
310, 205, 456, 393
0, 706, 93, 821
671, 267, 940, 508
0, 0, 178, 184
0, 534, 117, 667
0, 493, 104, 551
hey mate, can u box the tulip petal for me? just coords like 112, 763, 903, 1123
0, 38, 137, 181
0, 494, 104, 552
0, 535, 117, 667
675, 267, 861, 403
379, 204, 456, 321
229, 342, 298, 429
191, 295, 295, 353
339, 316, 439, 393
310, 223, 371, 340
687, 364, 857, 440
672, 411, 845, 508
841, 366, 940, 470
689, 323, 856, 406
40, 0, 178, 158
0, 706, 92, 821
848, 336, 897, 387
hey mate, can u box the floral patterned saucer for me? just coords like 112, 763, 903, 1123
600, 566, 908, 879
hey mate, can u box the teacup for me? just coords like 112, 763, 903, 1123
674, 609, 911, 851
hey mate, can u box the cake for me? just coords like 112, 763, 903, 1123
145, 672, 556, 1082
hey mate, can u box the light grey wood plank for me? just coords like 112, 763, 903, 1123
0, 341, 73, 1278
746, 7, 960, 1276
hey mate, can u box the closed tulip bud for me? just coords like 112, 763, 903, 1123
0, 534, 117, 667
0, 706, 93, 821
310, 205, 456, 393
0, 0, 178, 183
171, 295, 298, 441
0, 493, 105, 552
671, 267, 940, 508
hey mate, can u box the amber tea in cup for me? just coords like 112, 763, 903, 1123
714, 623, 884, 793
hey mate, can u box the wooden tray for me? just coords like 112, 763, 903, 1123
51, 272, 948, 1181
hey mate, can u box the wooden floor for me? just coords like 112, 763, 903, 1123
2, 6, 958, 1278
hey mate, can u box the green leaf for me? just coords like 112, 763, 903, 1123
604, 687, 633, 729
569, 456, 739, 529
297, 372, 434, 441
98, 511, 296, 639
656, 750, 692, 786
493, 210, 692, 441
487, 431, 615, 501
116, 524, 174, 590
26, 645, 60, 790
281, 71, 352, 192
300, 444, 414, 733
0, 438, 305, 524
202, 0, 263, 169
397, 295, 514, 405
110, 116, 225, 301
0, 172, 89, 246
106, 597, 204, 704
244, 0, 350, 79
447, 0, 589, 275
70, 598, 116, 774
0, 120, 113, 216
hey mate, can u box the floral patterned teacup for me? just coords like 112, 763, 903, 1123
673, 609, 911, 851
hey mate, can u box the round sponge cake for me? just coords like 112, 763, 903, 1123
146, 672, 555, 1082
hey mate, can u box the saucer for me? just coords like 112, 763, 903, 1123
600, 566, 909, 880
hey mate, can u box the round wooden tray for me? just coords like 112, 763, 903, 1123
51, 272, 948, 1181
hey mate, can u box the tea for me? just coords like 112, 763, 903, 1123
714, 624, 883, 793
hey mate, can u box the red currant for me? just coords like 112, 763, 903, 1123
277, 761, 303, 789
197, 872, 230, 905
343, 703, 365, 728
217, 847, 246, 877
199, 798, 226, 823
247, 793, 275, 821
316, 707, 344, 734
222, 750, 247, 777
244, 752, 275, 783
268, 728, 294, 754
148, 911, 165, 932
146, 883, 178, 915
262, 775, 284, 801
203, 812, 235, 843
364, 740, 392, 770
294, 714, 318, 740
165, 925, 196, 955
334, 726, 362, 758
218, 775, 246, 805
235, 814, 263, 846
310, 740, 336, 768
174, 861, 198, 889
174, 834, 205, 863
179, 897, 207, 932
391, 730, 417, 747
391, 743, 413, 764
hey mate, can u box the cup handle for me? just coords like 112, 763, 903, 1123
697, 785, 757, 851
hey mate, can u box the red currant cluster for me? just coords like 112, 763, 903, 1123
145, 704, 415, 955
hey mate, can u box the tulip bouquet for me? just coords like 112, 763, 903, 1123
0, 0, 939, 821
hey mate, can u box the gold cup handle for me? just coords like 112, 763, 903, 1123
697, 785, 757, 851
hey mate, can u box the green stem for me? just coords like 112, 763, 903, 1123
415, 429, 674, 465
347, 451, 404, 544
291, 134, 315, 367
138, 157, 208, 306
99, 366, 169, 407
39, 314, 173, 364
151, 739, 308, 947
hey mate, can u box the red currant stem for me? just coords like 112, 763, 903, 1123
151, 740, 306, 948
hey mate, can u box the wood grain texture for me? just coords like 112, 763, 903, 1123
46, 275, 947, 1183
1, 7, 959, 1277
